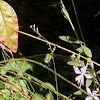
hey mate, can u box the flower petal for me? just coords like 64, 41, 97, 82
81, 65, 87, 73
94, 96, 100, 100
84, 74, 92, 79
92, 90, 97, 95
85, 96, 93, 100
75, 75, 84, 87
75, 75, 81, 82
73, 66, 81, 74
86, 88, 99, 100
80, 75, 84, 86
86, 87, 92, 95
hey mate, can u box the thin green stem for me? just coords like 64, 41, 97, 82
2, 67, 71, 100
18, 30, 100, 68
60, 0, 82, 45
52, 57, 59, 100
0, 58, 93, 98
71, 0, 86, 45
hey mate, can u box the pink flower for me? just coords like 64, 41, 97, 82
85, 87, 99, 100
73, 63, 92, 87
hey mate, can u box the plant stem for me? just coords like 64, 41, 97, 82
71, 0, 86, 45
18, 30, 100, 67
0, 76, 31, 99
0, 58, 93, 98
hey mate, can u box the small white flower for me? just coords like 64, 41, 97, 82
73, 63, 92, 87
85, 87, 99, 100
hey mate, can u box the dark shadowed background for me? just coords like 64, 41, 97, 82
3, 0, 100, 99
4, 0, 100, 61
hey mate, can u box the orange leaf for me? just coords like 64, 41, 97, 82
0, 0, 19, 53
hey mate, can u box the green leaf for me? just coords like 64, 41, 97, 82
72, 44, 92, 58
20, 79, 28, 93
0, 96, 4, 100
96, 70, 100, 74
0, 0, 19, 53
59, 36, 82, 44
67, 60, 85, 67
32, 93, 45, 100
5, 76, 28, 95
71, 44, 84, 54
45, 92, 55, 100
0, 60, 33, 75
83, 46, 92, 58
74, 90, 82, 95
86, 79, 93, 87
0, 67, 9, 76
76, 46, 84, 54
0, 81, 5, 89
14, 93, 23, 99
0, 89, 11, 99
43, 82, 55, 91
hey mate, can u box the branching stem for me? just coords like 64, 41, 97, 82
18, 30, 100, 67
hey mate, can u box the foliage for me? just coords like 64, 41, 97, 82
0, 0, 100, 100
0, 0, 19, 53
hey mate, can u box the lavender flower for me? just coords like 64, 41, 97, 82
73, 63, 92, 87
85, 87, 99, 100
